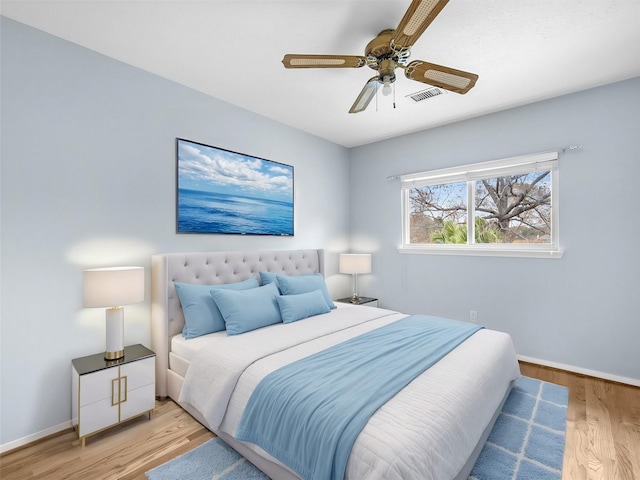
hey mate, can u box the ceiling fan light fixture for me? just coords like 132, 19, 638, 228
381, 74, 394, 96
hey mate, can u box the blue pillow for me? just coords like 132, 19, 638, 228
259, 271, 278, 287
210, 282, 282, 335
276, 273, 336, 310
276, 290, 331, 324
175, 277, 259, 339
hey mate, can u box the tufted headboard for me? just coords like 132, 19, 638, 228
151, 249, 324, 397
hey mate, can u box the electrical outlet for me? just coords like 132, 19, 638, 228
470, 310, 478, 323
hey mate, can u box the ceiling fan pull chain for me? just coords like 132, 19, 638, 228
393, 81, 396, 109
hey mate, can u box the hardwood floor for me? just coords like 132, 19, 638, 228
1, 362, 638, 480
519, 362, 640, 480
0, 400, 214, 480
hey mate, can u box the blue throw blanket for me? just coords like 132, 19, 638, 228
235, 315, 483, 480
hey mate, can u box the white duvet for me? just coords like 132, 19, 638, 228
179, 304, 520, 480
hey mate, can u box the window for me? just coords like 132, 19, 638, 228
400, 152, 562, 258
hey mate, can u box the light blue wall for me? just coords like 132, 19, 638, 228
0, 18, 351, 446
349, 77, 640, 383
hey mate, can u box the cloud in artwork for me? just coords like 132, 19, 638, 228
178, 141, 293, 201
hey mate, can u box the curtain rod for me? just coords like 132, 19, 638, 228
386, 144, 583, 181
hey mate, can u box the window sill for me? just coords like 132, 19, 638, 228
398, 246, 564, 259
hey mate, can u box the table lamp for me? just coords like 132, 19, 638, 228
339, 253, 372, 304
83, 266, 144, 360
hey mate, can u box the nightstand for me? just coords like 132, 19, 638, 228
71, 344, 155, 447
336, 296, 378, 307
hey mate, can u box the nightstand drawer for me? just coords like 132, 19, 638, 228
121, 357, 154, 391
121, 383, 155, 421
79, 367, 118, 406
79, 398, 118, 437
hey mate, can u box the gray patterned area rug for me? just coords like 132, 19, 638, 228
147, 376, 567, 480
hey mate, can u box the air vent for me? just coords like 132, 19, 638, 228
406, 87, 447, 103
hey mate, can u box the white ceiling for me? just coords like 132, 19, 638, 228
2, 0, 639, 148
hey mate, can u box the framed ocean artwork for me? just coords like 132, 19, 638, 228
176, 138, 294, 235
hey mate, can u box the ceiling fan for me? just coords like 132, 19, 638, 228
282, 0, 478, 114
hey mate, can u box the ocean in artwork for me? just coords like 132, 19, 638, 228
178, 188, 293, 235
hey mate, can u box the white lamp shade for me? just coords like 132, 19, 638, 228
339, 254, 372, 275
83, 266, 145, 307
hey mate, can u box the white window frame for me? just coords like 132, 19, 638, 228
399, 152, 563, 258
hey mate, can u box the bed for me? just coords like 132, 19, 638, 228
151, 249, 520, 480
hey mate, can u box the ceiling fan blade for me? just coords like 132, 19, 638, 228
404, 60, 478, 94
349, 77, 381, 114
282, 54, 366, 69
391, 0, 450, 50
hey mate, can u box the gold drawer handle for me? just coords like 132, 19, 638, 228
121, 376, 128, 403
111, 378, 118, 406
111, 375, 128, 405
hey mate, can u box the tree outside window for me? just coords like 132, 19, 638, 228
400, 152, 561, 258
409, 173, 551, 245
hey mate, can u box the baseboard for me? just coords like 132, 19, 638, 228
0, 420, 73, 455
518, 355, 640, 387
